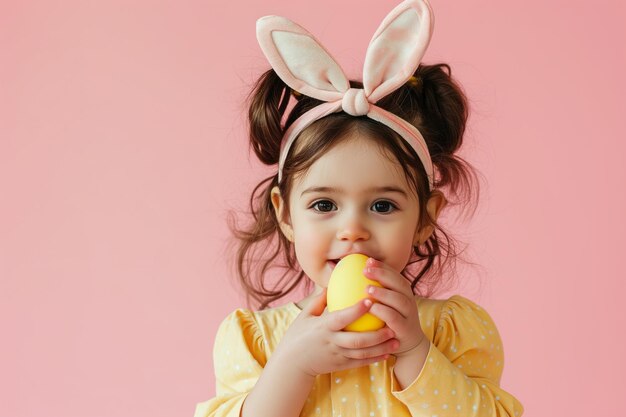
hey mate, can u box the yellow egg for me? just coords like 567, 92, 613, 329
327, 253, 385, 332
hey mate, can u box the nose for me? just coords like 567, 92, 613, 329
336, 213, 371, 242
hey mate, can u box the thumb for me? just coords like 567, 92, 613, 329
305, 287, 327, 317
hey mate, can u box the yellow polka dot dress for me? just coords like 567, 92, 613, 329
194, 295, 524, 417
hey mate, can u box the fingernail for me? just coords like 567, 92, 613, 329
367, 258, 377, 266
367, 286, 375, 294
364, 299, 372, 308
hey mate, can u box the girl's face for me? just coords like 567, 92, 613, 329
271, 134, 442, 289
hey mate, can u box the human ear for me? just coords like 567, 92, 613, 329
413, 190, 448, 245
270, 186, 294, 242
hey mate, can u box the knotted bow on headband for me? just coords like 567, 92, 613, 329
256, 0, 435, 190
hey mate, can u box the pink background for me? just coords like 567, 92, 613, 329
1, 1, 624, 416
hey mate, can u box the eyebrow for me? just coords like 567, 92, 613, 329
300, 186, 408, 198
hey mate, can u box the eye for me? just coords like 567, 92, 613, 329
371, 200, 397, 213
310, 200, 336, 212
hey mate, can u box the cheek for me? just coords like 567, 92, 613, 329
293, 223, 329, 262
293, 213, 326, 241
383, 226, 417, 271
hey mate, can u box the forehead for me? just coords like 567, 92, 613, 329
291, 136, 411, 196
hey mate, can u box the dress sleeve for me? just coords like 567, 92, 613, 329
194, 308, 267, 417
390, 295, 525, 417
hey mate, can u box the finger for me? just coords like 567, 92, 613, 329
332, 325, 395, 349
363, 264, 412, 295
368, 302, 404, 328
340, 337, 399, 360
364, 285, 411, 318
305, 288, 327, 317
363, 264, 410, 293
326, 298, 372, 332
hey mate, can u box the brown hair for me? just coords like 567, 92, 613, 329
227, 63, 481, 310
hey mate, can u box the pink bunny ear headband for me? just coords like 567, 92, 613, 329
256, 0, 435, 191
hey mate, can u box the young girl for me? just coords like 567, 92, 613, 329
195, 1, 524, 416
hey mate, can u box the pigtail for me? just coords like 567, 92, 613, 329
415, 64, 479, 218
228, 68, 313, 310
246, 69, 293, 165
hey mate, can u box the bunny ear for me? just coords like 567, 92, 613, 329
256, 15, 350, 102
363, 0, 434, 103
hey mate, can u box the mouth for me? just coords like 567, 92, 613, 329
328, 259, 341, 270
